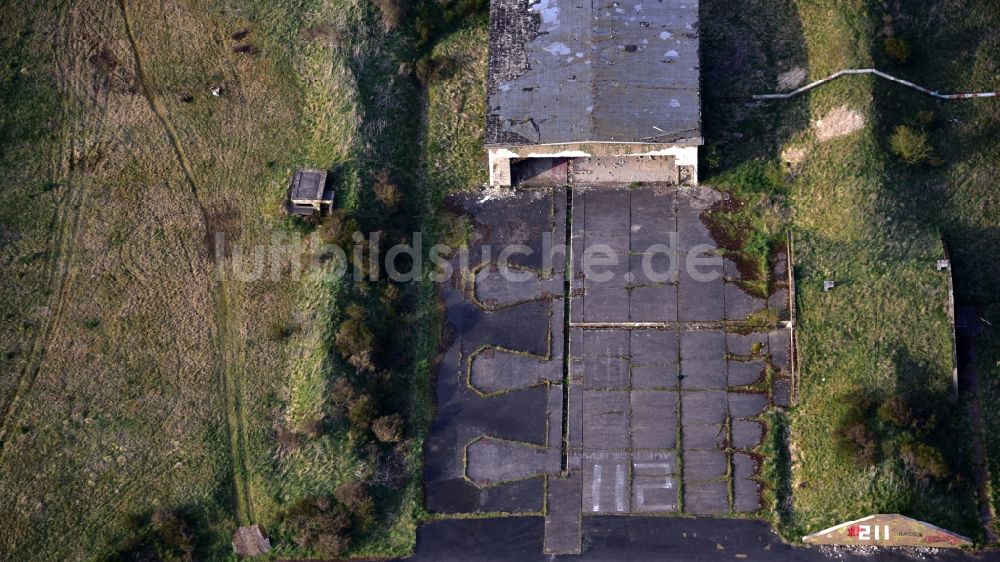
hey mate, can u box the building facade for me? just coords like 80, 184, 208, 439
487, 0, 702, 187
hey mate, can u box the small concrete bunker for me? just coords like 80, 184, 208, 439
487, 0, 702, 187
287, 168, 334, 216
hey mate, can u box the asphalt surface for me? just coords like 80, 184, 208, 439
401, 517, 1000, 562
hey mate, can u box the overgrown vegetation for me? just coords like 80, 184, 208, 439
703, 159, 789, 298
0, 0, 486, 559
703, 0, 997, 543
889, 124, 933, 165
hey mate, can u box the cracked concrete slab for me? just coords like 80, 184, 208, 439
683, 423, 726, 450
581, 241, 631, 276
583, 456, 632, 514
544, 471, 583, 554
583, 355, 631, 388
733, 453, 759, 481
681, 330, 726, 361
684, 480, 729, 515
733, 453, 762, 513
680, 359, 727, 389
630, 391, 678, 450
583, 286, 631, 322
632, 458, 679, 513
725, 282, 766, 321
630, 190, 677, 250
630, 329, 679, 366
470, 348, 562, 394
629, 252, 678, 285
677, 276, 725, 321
726, 332, 768, 357
466, 437, 560, 486
630, 364, 678, 389
475, 266, 562, 308
581, 329, 630, 357
773, 377, 792, 408
727, 360, 765, 387
769, 330, 792, 375
728, 393, 768, 419
768, 287, 790, 314
583, 391, 630, 448
731, 420, 765, 450
683, 450, 728, 481
629, 285, 679, 322
675, 211, 716, 252
733, 478, 763, 513
681, 391, 728, 425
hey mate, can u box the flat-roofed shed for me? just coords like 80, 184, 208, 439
486, 0, 702, 186
288, 168, 334, 216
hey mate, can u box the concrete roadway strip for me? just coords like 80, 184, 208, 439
569, 321, 791, 330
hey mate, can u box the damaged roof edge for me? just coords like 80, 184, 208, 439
484, 137, 705, 149
486, 0, 702, 146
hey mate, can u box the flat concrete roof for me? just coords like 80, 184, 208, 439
487, 0, 702, 147
289, 168, 329, 203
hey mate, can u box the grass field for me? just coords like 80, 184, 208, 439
702, 0, 1000, 542
1, 0, 997, 558
0, 0, 488, 559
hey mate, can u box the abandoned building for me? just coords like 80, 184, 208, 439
487, 0, 702, 187
287, 168, 334, 216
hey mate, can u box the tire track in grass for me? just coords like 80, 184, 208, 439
0, 3, 91, 455
117, 0, 254, 526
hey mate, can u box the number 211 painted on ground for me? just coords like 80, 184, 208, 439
848, 524, 891, 541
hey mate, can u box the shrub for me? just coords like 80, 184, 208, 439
372, 413, 404, 443
281, 498, 352, 557
373, 0, 407, 30
379, 283, 402, 311
348, 394, 377, 433
838, 422, 878, 465
900, 440, 949, 481
335, 480, 377, 531
877, 394, 913, 428
833, 389, 878, 464
372, 170, 402, 210
329, 377, 356, 416
146, 509, 196, 562
884, 36, 911, 64
335, 305, 377, 372
415, 54, 457, 85
890, 125, 932, 165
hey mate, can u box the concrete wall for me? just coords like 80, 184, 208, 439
488, 143, 699, 187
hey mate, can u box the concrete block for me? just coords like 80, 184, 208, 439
727, 360, 765, 387
681, 391, 728, 425
683, 450, 728, 481
630, 329, 679, 365
680, 330, 726, 361
729, 392, 768, 419
630, 391, 678, 450
680, 359, 727, 389
583, 391, 629, 449
684, 481, 729, 515
731, 420, 764, 450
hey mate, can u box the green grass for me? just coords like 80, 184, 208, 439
703, 0, 995, 543
0, 0, 482, 558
